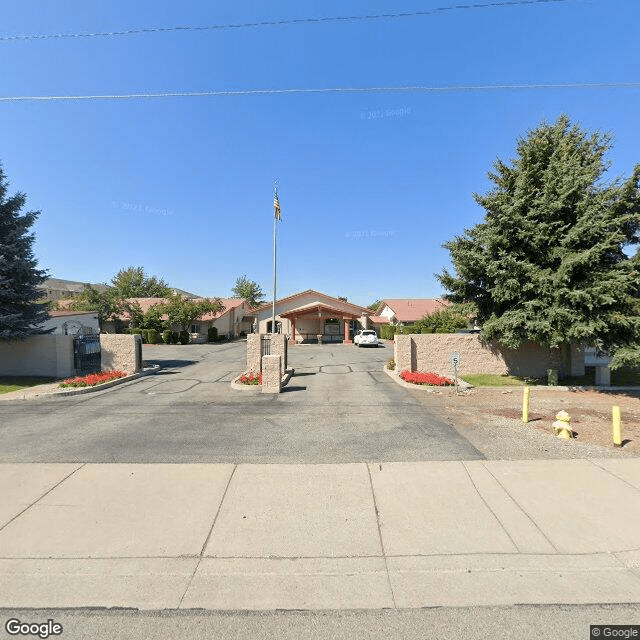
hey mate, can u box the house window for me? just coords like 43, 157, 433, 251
191, 325, 200, 334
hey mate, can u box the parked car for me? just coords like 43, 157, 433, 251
354, 329, 379, 347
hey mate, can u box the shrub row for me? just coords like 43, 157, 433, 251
123, 328, 162, 344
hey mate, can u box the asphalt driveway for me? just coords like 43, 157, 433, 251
0, 341, 482, 463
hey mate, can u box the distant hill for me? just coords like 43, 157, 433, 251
39, 278, 111, 301
39, 278, 200, 301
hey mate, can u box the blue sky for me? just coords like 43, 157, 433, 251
1, 0, 638, 306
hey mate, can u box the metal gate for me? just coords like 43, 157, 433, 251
73, 334, 101, 375
261, 336, 271, 358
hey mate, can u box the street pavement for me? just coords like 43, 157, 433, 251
0, 342, 639, 619
0, 342, 481, 463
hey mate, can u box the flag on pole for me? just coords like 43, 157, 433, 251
274, 192, 281, 221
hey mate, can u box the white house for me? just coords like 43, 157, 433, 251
43, 310, 100, 335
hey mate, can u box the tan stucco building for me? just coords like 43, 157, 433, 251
254, 290, 373, 344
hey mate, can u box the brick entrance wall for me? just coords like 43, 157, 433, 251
394, 334, 563, 378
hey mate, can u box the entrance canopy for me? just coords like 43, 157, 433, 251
279, 302, 361, 344
279, 301, 361, 321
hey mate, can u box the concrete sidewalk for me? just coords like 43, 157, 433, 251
1, 460, 640, 610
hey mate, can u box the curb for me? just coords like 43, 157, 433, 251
0, 365, 161, 401
382, 366, 473, 392
453, 384, 640, 392
230, 368, 295, 393
382, 368, 640, 394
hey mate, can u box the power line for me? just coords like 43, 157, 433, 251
1, 82, 637, 103
0, 0, 575, 42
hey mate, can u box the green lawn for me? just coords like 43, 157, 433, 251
460, 374, 541, 387
0, 377, 57, 394
461, 367, 640, 387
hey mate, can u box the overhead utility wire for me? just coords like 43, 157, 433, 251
0, 0, 574, 42
0, 82, 637, 103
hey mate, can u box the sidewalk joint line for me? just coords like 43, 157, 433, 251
177, 464, 238, 609
461, 461, 520, 553
481, 462, 560, 553
588, 459, 640, 494
0, 463, 86, 534
366, 462, 397, 609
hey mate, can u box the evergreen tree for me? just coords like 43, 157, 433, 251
0, 165, 50, 340
437, 116, 640, 366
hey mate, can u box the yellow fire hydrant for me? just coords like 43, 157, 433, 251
552, 410, 573, 439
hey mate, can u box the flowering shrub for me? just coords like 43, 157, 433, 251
400, 371, 453, 386
239, 371, 262, 385
60, 371, 127, 388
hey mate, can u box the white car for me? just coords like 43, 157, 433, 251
354, 330, 379, 347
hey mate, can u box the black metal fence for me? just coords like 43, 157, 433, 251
73, 334, 101, 375
260, 335, 271, 358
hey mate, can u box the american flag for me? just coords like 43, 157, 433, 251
274, 192, 281, 221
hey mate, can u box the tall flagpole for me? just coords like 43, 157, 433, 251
272, 182, 279, 334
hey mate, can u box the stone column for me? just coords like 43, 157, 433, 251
100, 334, 142, 373
246, 333, 261, 373
261, 355, 282, 394
270, 333, 287, 370
395, 335, 411, 372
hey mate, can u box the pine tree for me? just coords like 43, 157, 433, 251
437, 116, 640, 365
0, 165, 50, 340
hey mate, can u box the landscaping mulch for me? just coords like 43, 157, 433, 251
446, 387, 640, 452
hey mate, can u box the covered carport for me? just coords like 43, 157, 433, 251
279, 302, 362, 345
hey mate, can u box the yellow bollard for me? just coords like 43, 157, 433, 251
612, 406, 622, 447
553, 410, 573, 439
522, 386, 530, 423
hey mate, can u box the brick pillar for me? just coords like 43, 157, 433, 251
395, 335, 407, 372
246, 333, 261, 373
290, 318, 297, 345
270, 333, 287, 370
261, 355, 282, 394
343, 319, 352, 344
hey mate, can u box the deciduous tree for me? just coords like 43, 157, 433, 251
231, 275, 265, 307
159, 293, 224, 332
110, 266, 171, 298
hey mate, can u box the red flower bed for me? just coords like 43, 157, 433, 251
239, 371, 262, 385
400, 370, 453, 386
60, 371, 127, 388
